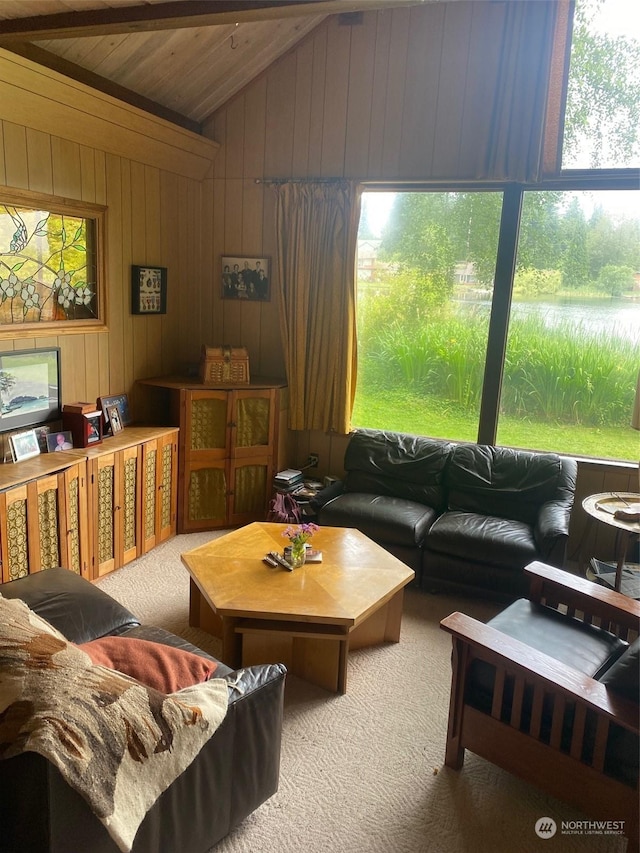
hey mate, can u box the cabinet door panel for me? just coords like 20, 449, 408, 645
121, 445, 141, 566
0, 485, 30, 582
28, 474, 63, 572
184, 461, 228, 530
142, 439, 159, 554
93, 454, 117, 578
157, 432, 178, 543
60, 461, 89, 578
186, 391, 230, 457
228, 458, 272, 526
231, 390, 276, 458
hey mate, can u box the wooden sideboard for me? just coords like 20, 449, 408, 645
0, 426, 178, 584
139, 377, 286, 532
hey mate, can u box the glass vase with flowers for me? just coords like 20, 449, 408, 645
282, 522, 319, 568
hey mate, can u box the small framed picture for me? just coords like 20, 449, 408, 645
98, 394, 132, 430
9, 429, 41, 462
131, 265, 167, 314
106, 405, 123, 434
35, 425, 52, 452
86, 412, 102, 444
222, 256, 270, 301
46, 431, 74, 453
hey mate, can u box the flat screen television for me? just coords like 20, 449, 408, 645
0, 347, 62, 433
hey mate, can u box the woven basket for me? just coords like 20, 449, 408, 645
200, 345, 250, 384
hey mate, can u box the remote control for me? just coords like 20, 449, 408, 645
263, 554, 278, 567
268, 550, 294, 571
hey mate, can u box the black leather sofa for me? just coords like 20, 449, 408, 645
0, 568, 286, 853
317, 429, 577, 599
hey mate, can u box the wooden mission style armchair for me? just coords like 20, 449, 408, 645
441, 562, 639, 846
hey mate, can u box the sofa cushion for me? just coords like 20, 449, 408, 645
466, 599, 629, 714
487, 599, 628, 676
426, 510, 539, 569
343, 429, 453, 510
599, 637, 640, 701
80, 635, 218, 693
319, 493, 438, 547
446, 444, 564, 525
121, 624, 235, 678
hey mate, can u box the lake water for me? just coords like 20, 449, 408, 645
458, 295, 640, 344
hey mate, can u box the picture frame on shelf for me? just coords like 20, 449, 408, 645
86, 412, 103, 445
46, 431, 73, 452
131, 265, 167, 315
221, 256, 270, 301
35, 425, 52, 452
106, 405, 123, 434
98, 394, 131, 431
10, 429, 41, 462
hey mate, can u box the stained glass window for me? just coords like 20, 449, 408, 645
0, 189, 104, 332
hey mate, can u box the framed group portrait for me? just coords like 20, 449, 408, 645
131, 265, 167, 314
221, 256, 270, 302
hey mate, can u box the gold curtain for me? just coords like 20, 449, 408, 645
274, 181, 361, 433
477, 0, 573, 181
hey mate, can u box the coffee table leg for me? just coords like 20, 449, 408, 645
221, 617, 242, 668
337, 638, 349, 694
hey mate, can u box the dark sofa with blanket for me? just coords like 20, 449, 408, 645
0, 568, 286, 853
317, 429, 577, 599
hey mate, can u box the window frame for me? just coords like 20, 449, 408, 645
0, 185, 107, 337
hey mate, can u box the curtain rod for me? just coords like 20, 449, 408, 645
254, 177, 349, 185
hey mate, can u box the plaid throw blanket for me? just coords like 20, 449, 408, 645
0, 594, 228, 853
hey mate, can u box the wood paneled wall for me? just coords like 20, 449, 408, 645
0, 50, 219, 430
203, 3, 638, 564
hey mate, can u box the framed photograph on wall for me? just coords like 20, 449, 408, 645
221, 256, 270, 302
131, 265, 167, 314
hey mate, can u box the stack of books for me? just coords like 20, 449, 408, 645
273, 469, 304, 493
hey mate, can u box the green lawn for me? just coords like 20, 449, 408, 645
352, 388, 640, 462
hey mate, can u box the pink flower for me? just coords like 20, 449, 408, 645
283, 523, 319, 547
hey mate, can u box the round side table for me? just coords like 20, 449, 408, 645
581, 492, 640, 596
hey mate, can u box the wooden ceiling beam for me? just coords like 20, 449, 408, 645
0, 0, 426, 42
6, 42, 201, 134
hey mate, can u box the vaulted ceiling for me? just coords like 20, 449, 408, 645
0, 0, 426, 132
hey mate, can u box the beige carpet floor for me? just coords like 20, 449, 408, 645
96, 533, 630, 853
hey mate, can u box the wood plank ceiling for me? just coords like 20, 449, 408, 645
0, 0, 428, 131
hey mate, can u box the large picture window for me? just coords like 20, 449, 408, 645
352, 0, 639, 465
354, 185, 639, 464
0, 187, 105, 334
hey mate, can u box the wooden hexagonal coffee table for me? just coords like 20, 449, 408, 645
182, 522, 415, 693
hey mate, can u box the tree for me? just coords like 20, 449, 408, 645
564, 0, 640, 168
596, 264, 635, 297
557, 197, 589, 289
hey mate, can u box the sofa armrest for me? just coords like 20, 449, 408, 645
440, 611, 639, 732
0, 567, 140, 643
525, 561, 640, 640
0, 662, 286, 853
310, 479, 344, 511
533, 498, 571, 561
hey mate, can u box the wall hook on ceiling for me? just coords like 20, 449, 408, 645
230, 22, 239, 50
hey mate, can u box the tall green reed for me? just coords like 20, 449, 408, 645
357, 307, 637, 427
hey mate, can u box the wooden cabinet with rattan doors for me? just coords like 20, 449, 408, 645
0, 456, 89, 583
178, 386, 279, 532
85, 427, 178, 579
